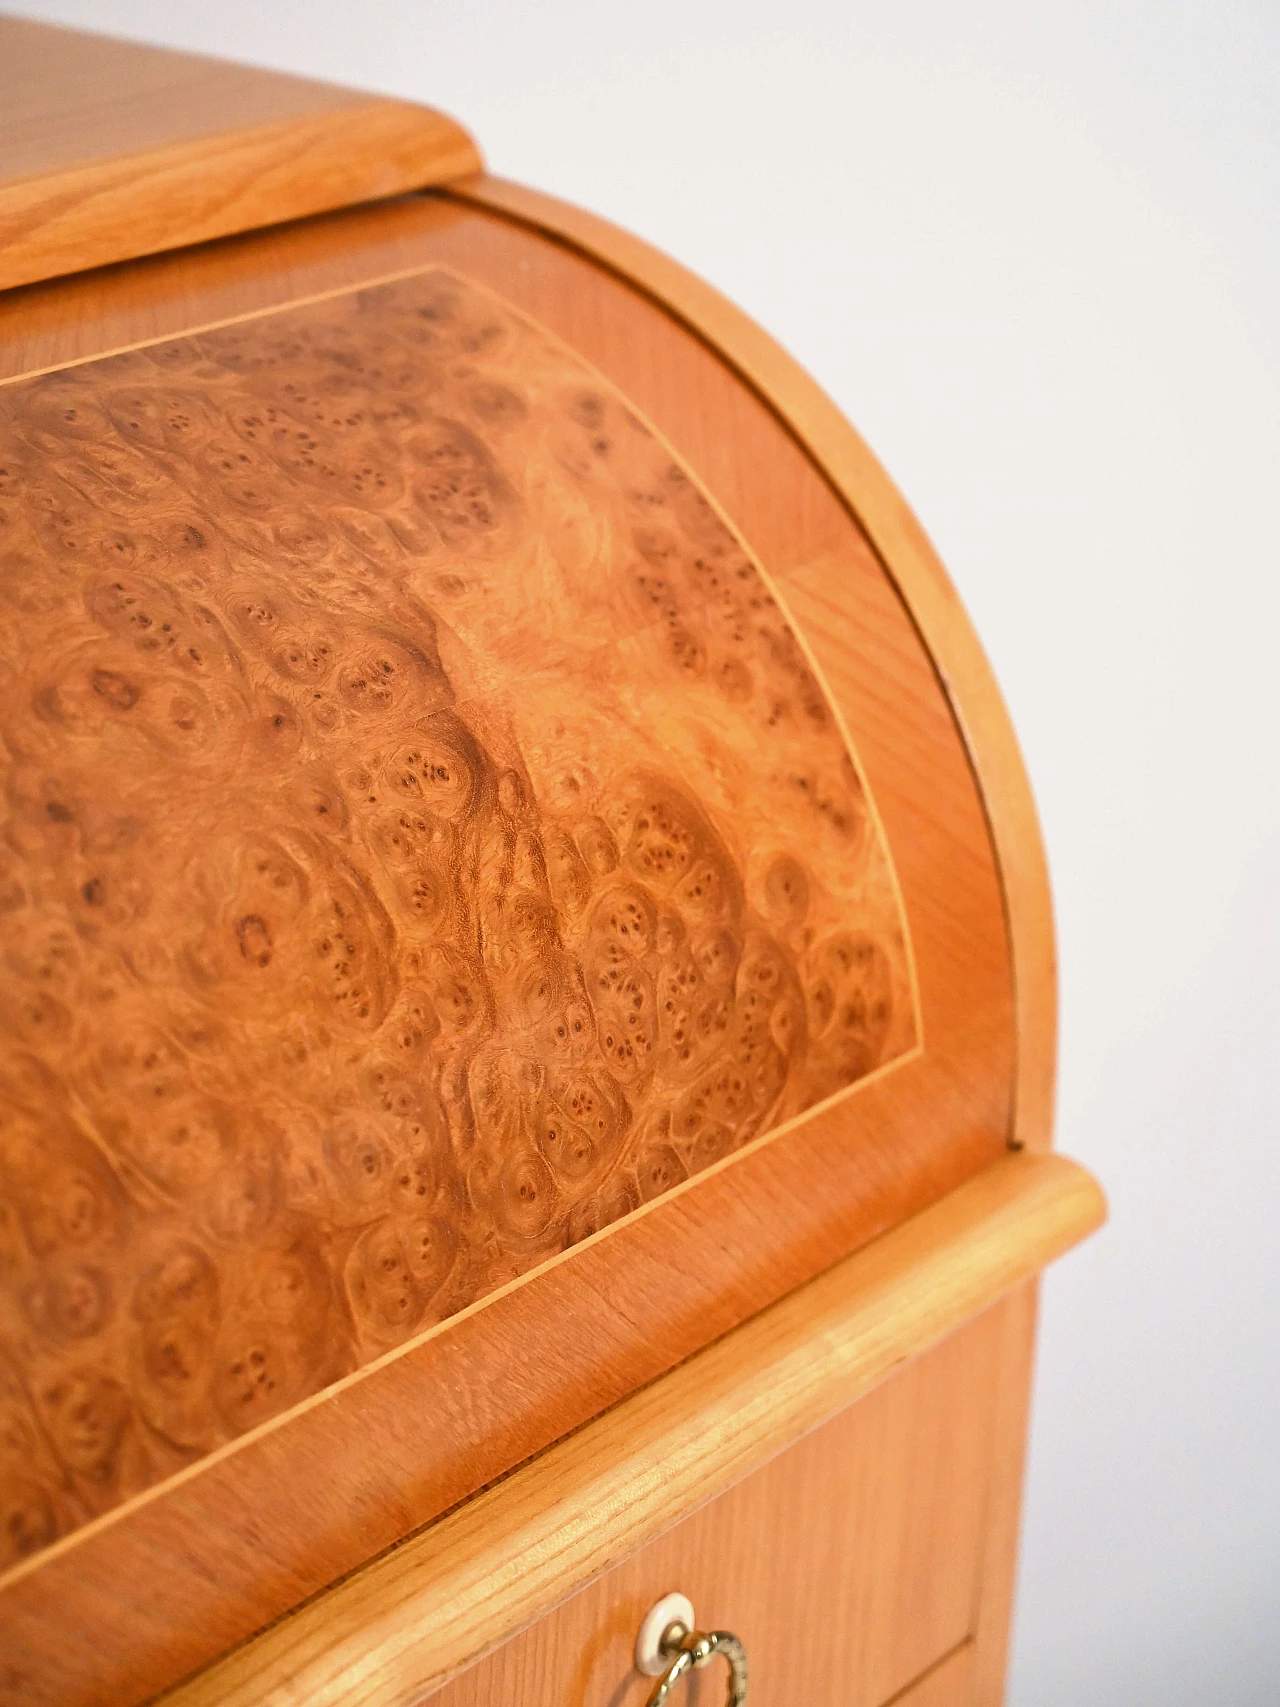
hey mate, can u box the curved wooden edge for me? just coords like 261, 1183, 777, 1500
159, 1151, 1105, 1707
443, 174, 1057, 1153
0, 104, 482, 295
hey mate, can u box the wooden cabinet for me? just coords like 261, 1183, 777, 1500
0, 22, 1103, 1707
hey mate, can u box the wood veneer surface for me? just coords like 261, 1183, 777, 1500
0, 194, 1015, 1705
890, 1645, 978, 1707
0, 18, 481, 292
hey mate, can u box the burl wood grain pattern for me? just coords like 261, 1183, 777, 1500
0, 267, 914, 1564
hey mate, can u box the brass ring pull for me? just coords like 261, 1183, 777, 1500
645, 1619, 749, 1706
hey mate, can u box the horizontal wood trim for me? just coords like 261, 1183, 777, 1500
0, 19, 481, 291
447, 174, 1056, 1155
160, 1151, 1104, 1707
424, 1303, 1014, 1706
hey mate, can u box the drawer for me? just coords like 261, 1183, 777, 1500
150, 1159, 1105, 1707
427, 1293, 1026, 1707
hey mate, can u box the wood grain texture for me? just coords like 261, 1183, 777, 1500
0, 195, 1025, 1705
156, 1151, 1105, 1707
971, 1281, 1039, 1704
425, 1310, 1001, 1707
0, 18, 481, 293
0, 264, 914, 1560
889, 1644, 977, 1706
449, 175, 1057, 1156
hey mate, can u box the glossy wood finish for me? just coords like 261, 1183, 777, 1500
0, 262, 914, 1553
0, 19, 480, 292
0, 192, 1035, 1704
453, 175, 1057, 1155
157, 1156, 1103, 1707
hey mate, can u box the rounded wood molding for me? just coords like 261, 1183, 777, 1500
447, 174, 1056, 1153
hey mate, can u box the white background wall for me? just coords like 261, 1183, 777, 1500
14, 3, 1279, 1700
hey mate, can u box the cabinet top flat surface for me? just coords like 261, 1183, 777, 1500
0, 17, 481, 290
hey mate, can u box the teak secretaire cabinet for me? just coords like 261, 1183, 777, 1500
0, 20, 1104, 1707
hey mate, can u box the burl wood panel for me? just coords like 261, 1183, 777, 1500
0, 267, 915, 1565
426, 1300, 1009, 1707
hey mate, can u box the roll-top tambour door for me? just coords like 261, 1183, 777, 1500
0, 132, 1018, 1707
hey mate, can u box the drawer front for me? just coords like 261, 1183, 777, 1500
429, 1297, 1019, 1707
893, 1645, 977, 1706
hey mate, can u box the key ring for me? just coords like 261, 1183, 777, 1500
636, 1596, 749, 1706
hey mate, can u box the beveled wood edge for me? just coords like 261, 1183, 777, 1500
158, 1151, 1105, 1707
0, 101, 482, 294
443, 173, 1057, 1152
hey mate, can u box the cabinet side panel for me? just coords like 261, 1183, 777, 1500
971, 1280, 1039, 1704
